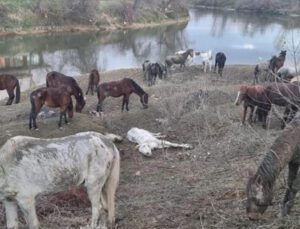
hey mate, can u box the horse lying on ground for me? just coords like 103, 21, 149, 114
200, 50, 213, 73
86, 69, 100, 95
46, 71, 86, 112
165, 49, 194, 72
29, 87, 73, 129
0, 131, 120, 229
0, 74, 20, 105
97, 78, 148, 112
246, 114, 300, 220
214, 52, 226, 76
127, 127, 192, 157
234, 85, 271, 128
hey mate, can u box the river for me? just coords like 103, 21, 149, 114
0, 8, 299, 99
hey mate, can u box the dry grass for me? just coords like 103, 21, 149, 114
0, 65, 299, 228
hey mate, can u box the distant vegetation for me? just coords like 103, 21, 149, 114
0, 0, 189, 31
192, 0, 300, 15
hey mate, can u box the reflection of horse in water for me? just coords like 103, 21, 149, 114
253, 50, 287, 84
0, 74, 20, 105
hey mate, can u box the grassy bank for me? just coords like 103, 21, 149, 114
0, 0, 189, 36
0, 65, 299, 228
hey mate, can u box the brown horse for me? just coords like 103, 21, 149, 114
86, 69, 100, 95
96, 78, 148, 112
246, 115, 300, 220
46, 71, 86, 112
165, 49, 194, 71
0, 74, 20, 105
29, 87, 73, 129
234, 85, 271, 128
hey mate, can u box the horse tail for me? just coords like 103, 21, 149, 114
102, 145, 120, 225
15, 79, 20, 103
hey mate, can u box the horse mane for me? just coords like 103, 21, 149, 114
126, 78, 146, 96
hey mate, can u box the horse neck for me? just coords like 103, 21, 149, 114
256, 136, 296, 191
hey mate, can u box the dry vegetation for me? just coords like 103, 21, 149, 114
0, 65, 299, 228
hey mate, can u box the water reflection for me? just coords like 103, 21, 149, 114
1, 8, 300, 101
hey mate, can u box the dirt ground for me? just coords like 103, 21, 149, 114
0, 65, 299, 228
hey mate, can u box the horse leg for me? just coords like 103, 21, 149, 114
86, 84, 90, 95
242, 103, 248, 125
124, 95, 130, 111
121, 95, 126, 111
282, 162, 300, 216
17, 195, 39, 229
248, 105, 254, 125
6, 89, 14, 105
58, 111, 64, 128
4, 200, 18, 228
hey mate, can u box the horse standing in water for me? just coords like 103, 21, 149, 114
0, 74, 20, 105
86, 69, 100, 95
46, 71, 86, 112
246, 114, 300, 220
96, 78, 148, 112
214, 52, 226, 76
165, 49, 194, 72
29, 87, 73, 129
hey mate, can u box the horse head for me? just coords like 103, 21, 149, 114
246, 172, 273, 220
234, 85, 248, 106
279, 50, 287, 58
141, 93, 149, 108
74, 85, 86, 112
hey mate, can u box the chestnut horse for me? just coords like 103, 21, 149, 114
96, 78, 148, 112
86, 69, 100, 95
234, 85, 271, 128
0, 74, 20, 105
46, 71, 85, 112
29, 87, 73, 129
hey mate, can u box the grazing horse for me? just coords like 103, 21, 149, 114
200, 50, 213, 73
0, 132, 120, 229
29, 87, 73, 129
86, 69, 100, 95
253, 50, 287, 84
246, 115, 300, 220
265, 82, 300, 128
46, 71, 86, 112
214, 52, 226, 76
234, 85, 271, 128
0, 74, 20, 105
165, 49, 194, 71
96, 78, 148, 112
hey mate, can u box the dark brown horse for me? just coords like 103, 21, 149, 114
0, 74, 20, 105
214, 52, 226, 76
96, 78, 148, 112
234, 85, 271, 128
246, 115, 300, 220
86, 69, 100, 95
29, 87, 73, 129
46, 71, 86, 112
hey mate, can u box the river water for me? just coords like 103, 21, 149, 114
0, 8, 299, 99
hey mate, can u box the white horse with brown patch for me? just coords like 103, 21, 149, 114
127, 127, 192, 156
0, 132, 120, 229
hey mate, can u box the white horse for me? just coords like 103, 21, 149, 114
0, 132, 120, 229
199, 50, 213, 73
127, 127, 192, 157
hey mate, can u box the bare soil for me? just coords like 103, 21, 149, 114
0, 65, 299, 228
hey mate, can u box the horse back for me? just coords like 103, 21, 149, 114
0, 74, 18, 90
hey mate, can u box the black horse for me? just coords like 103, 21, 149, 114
214, 52, 226, 76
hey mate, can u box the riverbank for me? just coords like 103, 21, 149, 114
192, 1, 300, 16
0, 0, 189, 37
0, 65, 298, 228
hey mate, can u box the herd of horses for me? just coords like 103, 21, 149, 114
142, 49, 227, 86
0, 47, 300, 227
